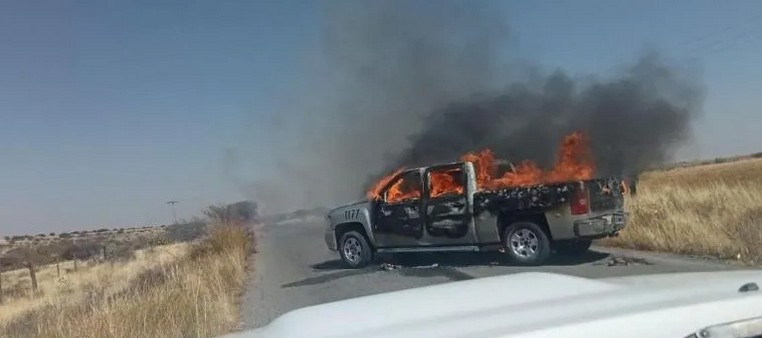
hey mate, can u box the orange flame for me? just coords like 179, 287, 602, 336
429, 168, 465, 198
545, 132, 594, 183
367, 168, 406, 199
385, 173, 421, 202
462, 132, 595, 190
368, 132, 595, 200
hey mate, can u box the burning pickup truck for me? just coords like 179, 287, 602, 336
325, 132, 628, 267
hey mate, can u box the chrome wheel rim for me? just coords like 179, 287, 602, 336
510, 229, 539, 258
342, 237, 362, 263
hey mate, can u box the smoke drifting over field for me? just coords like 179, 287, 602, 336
239, 0, 703, 212
390, 57, 704, 179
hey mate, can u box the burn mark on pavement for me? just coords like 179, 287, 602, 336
282, 266, 378, 288
398, 266, 475, 281
380, 262, 474, 281
289, 258, 476, 288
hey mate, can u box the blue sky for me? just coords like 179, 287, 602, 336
1, 0, 761, 234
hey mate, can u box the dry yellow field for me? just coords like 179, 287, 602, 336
0, 243, 189, 325
0, 224, 251, 338
604, 158, 762, 263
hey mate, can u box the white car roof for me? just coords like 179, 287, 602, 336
229, 270, 762, 338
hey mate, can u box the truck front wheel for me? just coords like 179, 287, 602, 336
503, 222, 551, 266
339, 231, 373, 268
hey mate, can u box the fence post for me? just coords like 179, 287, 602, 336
27, 262, 38, 294
57, 261, 61, 277
0, 269, 4, 304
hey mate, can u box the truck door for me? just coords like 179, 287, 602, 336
423, 164, 473, 243
373, 169, 425, 246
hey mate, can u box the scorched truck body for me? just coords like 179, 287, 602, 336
325, 161, 628, 267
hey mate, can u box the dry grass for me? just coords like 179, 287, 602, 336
603, 158, 762, 263
0, 224, 252, 338
0, 243, 188, 324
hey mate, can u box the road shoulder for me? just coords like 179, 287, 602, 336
593, 245, 751, 271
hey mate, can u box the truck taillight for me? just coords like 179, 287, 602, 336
570, 186, 589, 215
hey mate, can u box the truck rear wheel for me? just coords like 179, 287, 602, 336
339, 231, 373, 268
502, 222, 550, 266
554, 239, 593, 255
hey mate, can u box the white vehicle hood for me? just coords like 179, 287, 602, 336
228, 270, 762, 338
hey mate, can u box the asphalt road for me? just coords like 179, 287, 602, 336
242, 219, 746, 329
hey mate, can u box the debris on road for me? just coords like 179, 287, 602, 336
379, 263, 402, 271
417, 263, 440, 269
379, 263, 441, 271
595, 256, 651, 266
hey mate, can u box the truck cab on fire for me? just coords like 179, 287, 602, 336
325, 161, 627, 267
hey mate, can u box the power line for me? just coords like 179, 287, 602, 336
166, 201, 179, 225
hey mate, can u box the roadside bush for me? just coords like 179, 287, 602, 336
166, 221, 207, 243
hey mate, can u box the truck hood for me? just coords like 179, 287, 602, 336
227, 270, 762, 338
329, 199, 370, 213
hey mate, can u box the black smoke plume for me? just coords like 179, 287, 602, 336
386, 55, 703, 182
235, 0, 703, 212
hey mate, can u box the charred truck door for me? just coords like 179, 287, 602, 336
373, 169, 425, 247
422, 164, 474, 244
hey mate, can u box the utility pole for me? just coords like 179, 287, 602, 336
167, 200, 179, 225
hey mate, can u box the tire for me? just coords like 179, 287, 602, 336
339, 231, 373, 268
502, 222, 551, 266
554, 239, 593, 255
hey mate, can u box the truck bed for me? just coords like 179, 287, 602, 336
473, 176, 625, 215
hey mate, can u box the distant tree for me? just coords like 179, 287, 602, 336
36, 233, 46, 237
107, 242, 136, 262
116, 229, 125, 234
31, 244, 60, 264
204, 200, 258, 225
58, 233, 72, 239
49, 232, 56, 236
6, 247, 44, 262
11, 236, 24, 241
60, 241, 101, 260
166, 220, 207, 242
71, 231, 80, 235
3, 236, 9, 241
1, 247, 46, 292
